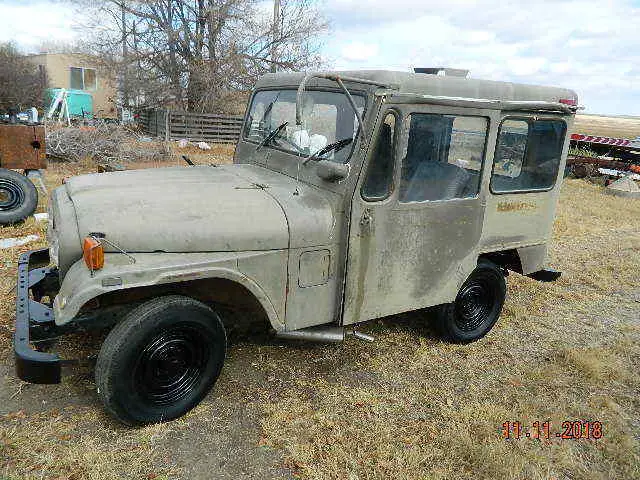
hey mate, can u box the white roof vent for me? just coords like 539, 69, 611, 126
414, 67, 469, 78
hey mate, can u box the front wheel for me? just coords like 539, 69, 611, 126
435, 260, 506, 343
95, 296, 226, 425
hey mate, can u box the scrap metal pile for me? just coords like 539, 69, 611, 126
568, 114, 640, 181
45, 123, 169, 164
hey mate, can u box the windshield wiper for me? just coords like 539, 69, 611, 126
302, 137, 353, 164
260, 93, 278, 124
256, 121, 288, 151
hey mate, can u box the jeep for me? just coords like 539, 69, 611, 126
14, 70, 578, 425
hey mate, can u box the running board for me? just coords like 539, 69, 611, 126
276, 326, 374, 343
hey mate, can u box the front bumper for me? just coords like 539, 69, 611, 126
14, 248, 62, 384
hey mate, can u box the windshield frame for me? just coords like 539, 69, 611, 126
242, 86, 368, 164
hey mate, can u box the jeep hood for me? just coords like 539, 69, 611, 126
54, 164, 339, 272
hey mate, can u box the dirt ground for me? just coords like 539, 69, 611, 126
0, 154, 639, 479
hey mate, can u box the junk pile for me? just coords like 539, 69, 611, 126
604, 176, 640, 199
46, 123, 169, 164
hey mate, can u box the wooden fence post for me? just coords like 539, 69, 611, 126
165, 109, 171, 142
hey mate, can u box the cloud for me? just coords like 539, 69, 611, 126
322, 0, 640, 115
0, 1, 76, 52
340, 42, 379, 61
1, 0, 638, 115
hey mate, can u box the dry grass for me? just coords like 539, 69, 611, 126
1, 407, 180, 479
167, 142, 235, 166
255, 179, 640, 480
573, 113, 640, 139
0, 164, 639, 479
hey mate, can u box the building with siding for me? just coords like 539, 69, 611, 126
26, 53, 117, 118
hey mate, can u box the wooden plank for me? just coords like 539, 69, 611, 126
169, 111, 243, 120
179, 132, 240, 138
170, 118, 243, 127
178, 134, 240, 141
170, 126, 242, 134
169, 119, 242, 127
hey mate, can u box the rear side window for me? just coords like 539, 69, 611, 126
399, 114, 488, 202
361, 113, 396, 201
491, 118, 567, 193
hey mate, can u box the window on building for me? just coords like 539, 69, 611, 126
491, 118, 567, 193
361, 112, 396, 201
70, 67, 97, 90
399, 113, 488, 202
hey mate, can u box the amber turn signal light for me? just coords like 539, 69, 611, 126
83, 236, 104, 271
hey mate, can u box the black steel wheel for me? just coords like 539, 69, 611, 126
0, 168, 38, 225
435, 260, 506, 343
96, 296, 226, 425
134, 324, 210, 406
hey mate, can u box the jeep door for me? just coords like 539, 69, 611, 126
342, 103, 497, 325
479, 115, 571, 273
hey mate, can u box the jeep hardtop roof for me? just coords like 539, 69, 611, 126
255, 70, 578, 112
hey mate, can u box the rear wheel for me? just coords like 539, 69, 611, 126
0, 168, 38, 225
435, 260, 506, 343
95, 295, 226, 425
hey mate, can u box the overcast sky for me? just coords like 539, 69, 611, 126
1, 0, 639, 116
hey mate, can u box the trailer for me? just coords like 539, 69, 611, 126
0, 123, 47, 224
568, 114, 640, 178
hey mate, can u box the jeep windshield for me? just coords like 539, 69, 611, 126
243, 89, 365, 163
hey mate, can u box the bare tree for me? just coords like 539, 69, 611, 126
72, 0, 328, 113
0, 43, 45, 112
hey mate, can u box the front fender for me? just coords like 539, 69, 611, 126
54, 251, 286, 331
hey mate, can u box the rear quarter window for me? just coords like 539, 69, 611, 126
491, 118, 567, 193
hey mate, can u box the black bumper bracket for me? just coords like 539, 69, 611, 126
14, 248, 62, 384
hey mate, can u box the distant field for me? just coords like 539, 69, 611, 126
0, 158, 638, 479
573, 114, 640, 139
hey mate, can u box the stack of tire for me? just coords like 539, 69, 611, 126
0, 169, 38, 225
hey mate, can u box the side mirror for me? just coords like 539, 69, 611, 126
316, 160, 349, 182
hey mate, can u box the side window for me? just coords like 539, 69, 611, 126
399, 114, 488, 202
492, 119, 527, 178
361, 113, 396, 200
70, 67, 83, 90
491, 118, 566, 193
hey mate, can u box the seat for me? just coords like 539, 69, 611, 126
402, 160, 471, 202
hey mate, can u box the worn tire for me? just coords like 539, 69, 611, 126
0, 168, 38, 225
95, 295, 226, 425
435, 260, 506, 343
